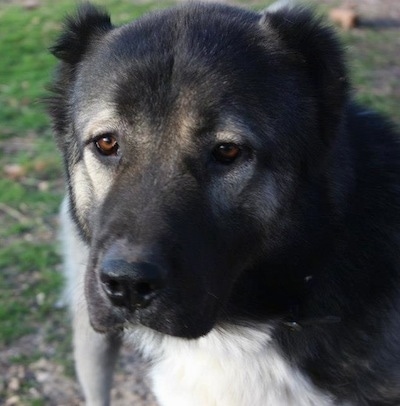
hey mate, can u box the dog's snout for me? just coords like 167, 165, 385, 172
100, 259, 166, 309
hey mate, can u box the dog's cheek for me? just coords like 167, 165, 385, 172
207, 162, 255, 217
84, 151, 115, 202
69, 153, 114, 236
69, 161, 95, 234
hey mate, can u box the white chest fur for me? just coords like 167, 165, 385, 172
128, 325, 340, 406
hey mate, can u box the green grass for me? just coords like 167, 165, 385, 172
0, 241, 62, 339
341, 28, 400, 122
0, 0, 399, 403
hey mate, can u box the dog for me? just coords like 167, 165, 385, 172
47, 2, 400, 405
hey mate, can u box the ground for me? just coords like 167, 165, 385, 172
0, 0, 399, 405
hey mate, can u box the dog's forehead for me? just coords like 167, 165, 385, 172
72, 4, 286, 147
76, 7, 267, 102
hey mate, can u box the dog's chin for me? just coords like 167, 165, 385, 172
136, 312, 215, 339
88, 300, 216, 339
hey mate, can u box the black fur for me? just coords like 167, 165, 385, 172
48, 3, 400, 404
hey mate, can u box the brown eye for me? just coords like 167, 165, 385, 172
213, 143, 241, 164
94, 134, 119, 156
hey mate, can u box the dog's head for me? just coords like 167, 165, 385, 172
48, 3, 347, 338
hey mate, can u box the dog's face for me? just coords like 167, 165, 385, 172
49, 3, 347, 338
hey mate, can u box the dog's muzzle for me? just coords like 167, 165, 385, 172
100, 258, 166, 310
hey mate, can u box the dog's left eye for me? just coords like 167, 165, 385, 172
94, 134, 119, 156
213, 143, 241, 164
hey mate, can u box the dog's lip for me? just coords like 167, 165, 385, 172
90, 312, 150, 335
89, 303, 154, 333
90, 318, 125, 334
90, 304, 217, 338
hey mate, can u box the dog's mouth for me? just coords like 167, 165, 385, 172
87, 292, 218, 339
85, 260, 220, 339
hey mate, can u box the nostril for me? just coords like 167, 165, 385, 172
136, 281, 154, 297
100, 273, 127, 306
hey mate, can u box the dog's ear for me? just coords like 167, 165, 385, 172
260, 7, 348, 140
47, 4, 113, 138
51, 3, 113, 64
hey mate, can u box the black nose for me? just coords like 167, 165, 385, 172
100, 259, 166, 309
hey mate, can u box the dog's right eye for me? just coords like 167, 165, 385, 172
94, 134, 119, 156
212, 143, 241, 164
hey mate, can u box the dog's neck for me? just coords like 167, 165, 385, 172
126, 324, 341, 406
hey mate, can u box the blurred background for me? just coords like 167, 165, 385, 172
0, 0, 399, 405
